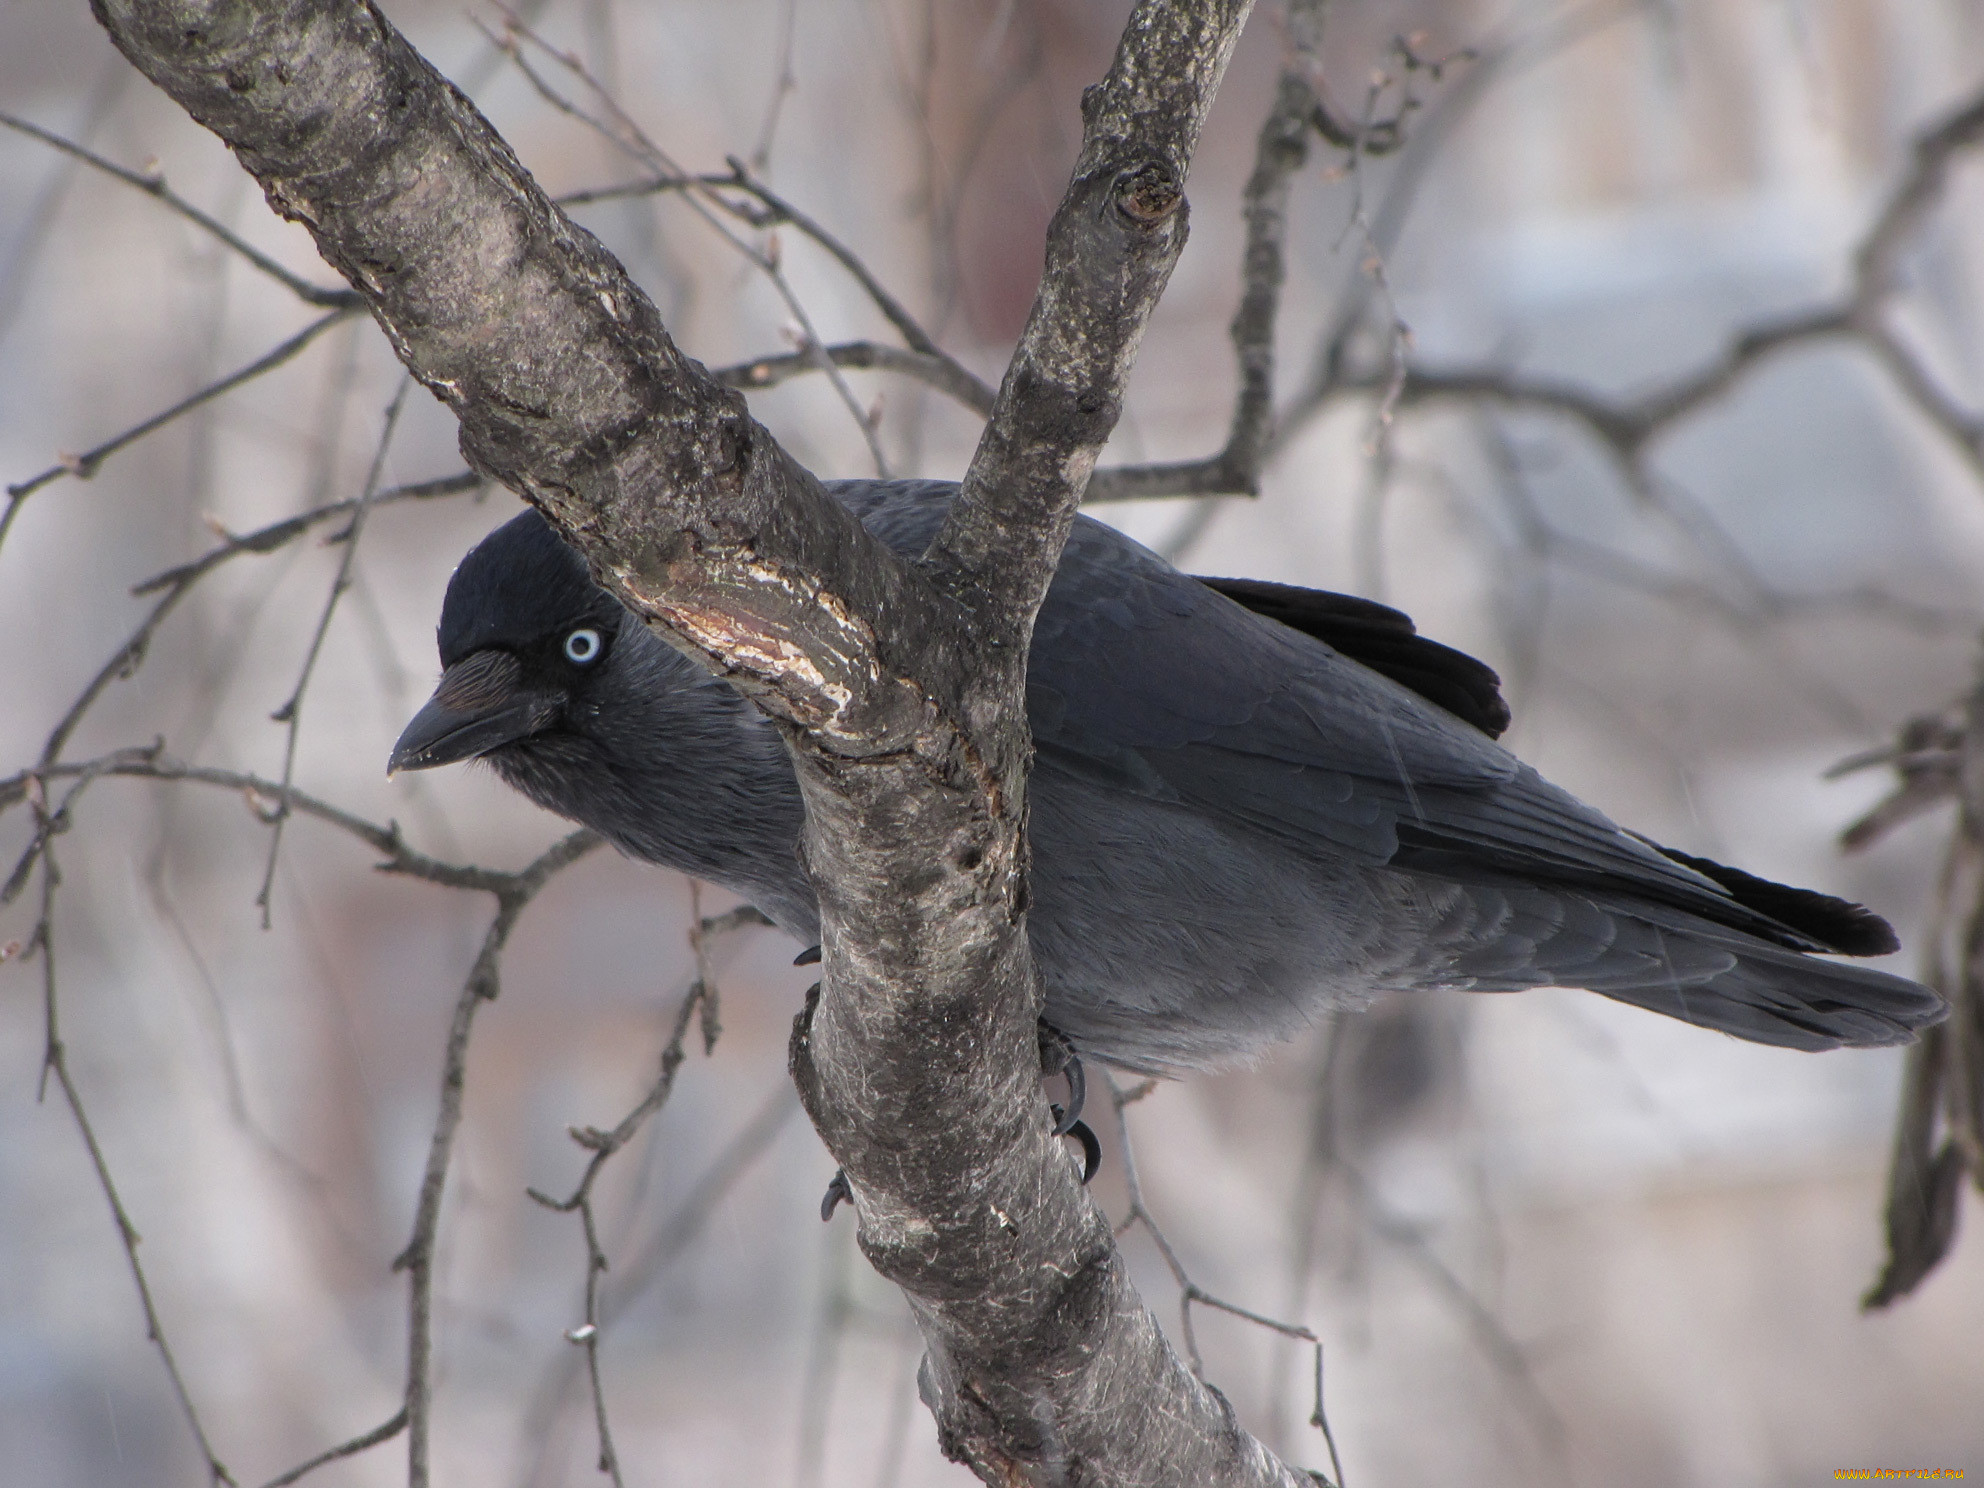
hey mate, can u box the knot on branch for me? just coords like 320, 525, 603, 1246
1114, 161, 1183, 228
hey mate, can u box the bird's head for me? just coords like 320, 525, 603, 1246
389, 510, 629, 775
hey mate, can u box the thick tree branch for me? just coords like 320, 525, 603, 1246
87, 0, 1304, 1482
934, 1, 1254, 649
1084, 0, 1329, 506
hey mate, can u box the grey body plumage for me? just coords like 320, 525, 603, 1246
392, 479, 1943, 1075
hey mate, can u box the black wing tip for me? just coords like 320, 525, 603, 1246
1654, 845, 1902, 957
1199, 576, 1513, 739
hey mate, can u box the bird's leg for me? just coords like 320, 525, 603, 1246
1040, 1023, 1101, 1183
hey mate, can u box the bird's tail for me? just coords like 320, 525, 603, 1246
1441, 882, 1944, 1049
1587, 921, 1942, 1050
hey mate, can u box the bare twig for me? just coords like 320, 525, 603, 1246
256, 1410, 410, 1488
486, 10, 896, 476
715, 338, 994, 417
1104, 1073, 1317, 1381
22, 804, 239, 1486
1309, 1343, 1346, 1488
0, 110, 360, 309
1082, 18, 1480, 506
1084, 0, 1330, 506
393, 828, 603, 1487
519, 901, 767, 1485
524, 979, 710, 1488
555, 157, 965, 388
1284, 80, 1984, 502
513, 1078, 800, 1488
1842, 642, 1984, 1304
749, 0, 801, 167
1, 751, 594, 896
255, 381, 410, 927
132, 470, 486, 597
3, 306, 357, 550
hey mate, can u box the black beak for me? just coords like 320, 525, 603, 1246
389, 650, 563, 774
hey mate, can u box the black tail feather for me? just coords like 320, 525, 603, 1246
1651, 845, 1900, 957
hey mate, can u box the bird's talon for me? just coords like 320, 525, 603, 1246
820, 1168, 851, 1221
1055, 1052, 1086, 1135
1039, 1024, 1086, 1133
1068, 1120, 1101, 1184
794, 944, 822, 966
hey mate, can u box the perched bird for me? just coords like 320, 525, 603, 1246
392, 479, 1943, 1077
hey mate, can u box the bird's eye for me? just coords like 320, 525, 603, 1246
564, 627, 602, 664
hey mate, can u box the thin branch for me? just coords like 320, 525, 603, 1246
1307, 32, 1475, 160
255, 381, 410, 927
1082, 15, 1481, 506
24, 809, 239, 1486
1086, 0, 1329, 506
521, 899, 765, 1487
132, 470, 486, 597
748, 0, 800, 168
0, 110, 359, 309
1, 750, 591, 896
13, 468, 482, 873
1278, 78, 1984, 499
1344, 1166, 1566, 1448
550, 159, 998, 418
3, 306, 357, 551
525, 981, 706, 1488
1104, 1073, 1317, 1383
487, 10, 894, 476
393, 828, 603, 1488
1844, 642, 1984, 1304
714, 157, 951, 362
714, 339, 994, 417
512, 1078, 799, 1488
256, 1410, 409, 1488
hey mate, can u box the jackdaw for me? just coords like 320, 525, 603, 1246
392, 479, 1943, 1077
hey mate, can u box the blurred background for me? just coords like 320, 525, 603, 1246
2, 0, 1982, 1483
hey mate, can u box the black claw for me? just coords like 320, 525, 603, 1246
794, 944, 822, 966
1069, 1120, 1101, 1184
1039, 1024, 1086, 1134
1049, 1105, 1102, 1183
820, 1168, 851, 1221
1055, 1052, 1086, 1135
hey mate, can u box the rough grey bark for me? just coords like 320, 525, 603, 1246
86, 0, 1306, 1482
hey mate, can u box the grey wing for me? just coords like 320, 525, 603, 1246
1027, 511, 1737, 905
834, 477, 1736, 914
828, 479, 1940, 1054
1022, 513, 1939, 1048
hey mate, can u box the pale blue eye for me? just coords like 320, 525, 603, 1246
564, 628, 602, 664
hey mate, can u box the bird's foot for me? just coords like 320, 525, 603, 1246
1040, 1024, 1099, 1183
820, 1168, 851, 1221
794, 944, 822, 966
821, 1028, 1098, 1220
1038, 1024, 1085, 1132
1051, 1113, 1102, 1183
